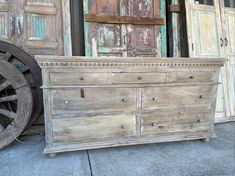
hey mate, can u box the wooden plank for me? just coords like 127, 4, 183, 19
84, 14, 165, 25
24, 5, 57, 15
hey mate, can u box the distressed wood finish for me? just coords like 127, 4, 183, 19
83, 0, 166, 57
0, 0, 71, 56
36, 56, 224, 155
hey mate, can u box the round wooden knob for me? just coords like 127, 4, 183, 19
121, 125, 126, 129
199, 95, 203, 99
189, 76, 194, 79
138, 76, 142, 80
80, 77, 84, 81
197, 119, 201, 123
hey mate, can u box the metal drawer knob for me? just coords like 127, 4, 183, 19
138, 76, 142, 80
152, 97, 158, 101
64, 100, 70, 104
121, 125, 126, 129
152, 122, 158, 126
199, 95, 203, 99
80, 77, 84, 81
122, 98, 127, 102
65, 129, 71, 133
189, 76, 194, 79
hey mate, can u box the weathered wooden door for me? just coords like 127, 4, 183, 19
220, 0, 235, 119
0, 0, 11, 41
185, 0, 235, 122
0, 0, 64, 55
83, 0, 166, 57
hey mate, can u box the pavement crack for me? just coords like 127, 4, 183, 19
86, 150, 94, 176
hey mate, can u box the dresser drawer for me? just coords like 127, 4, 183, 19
142, 85, 212, 110
112, 73, 166, 84
167, 71, 215, 83
141, 110, 210, 136
51, 88, 136, 115
52, 115, 137, 143
49, 72, 112, 85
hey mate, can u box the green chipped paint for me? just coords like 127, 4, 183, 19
160, 0, 167, 57
33, 16, 46, 38
84, 0, 91, 56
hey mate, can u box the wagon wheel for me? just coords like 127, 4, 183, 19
0, 60, 33, 149
0, 40, 43, 127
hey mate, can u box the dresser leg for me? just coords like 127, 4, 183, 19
201, 138, 210, 143
47, 153, 57, 158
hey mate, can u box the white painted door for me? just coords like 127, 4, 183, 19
185, 0, 230, 122
220, 0, 235, 120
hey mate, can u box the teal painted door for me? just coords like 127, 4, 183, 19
83, 0, 166, 57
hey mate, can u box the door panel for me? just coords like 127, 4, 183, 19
84, 0, 126, 57
23, 0, 63, 55
0, 0, 10, 40
185, 0, 229, 121
222, 1, 235, 117
83, 0, 166, 57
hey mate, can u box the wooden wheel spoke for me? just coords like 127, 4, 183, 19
0, 95, 18, 103
0, 123, 4, 132
20, 66, 30, 73
1, 52, 12, 61
0, 80, 11, 92
0, 108, 17, 120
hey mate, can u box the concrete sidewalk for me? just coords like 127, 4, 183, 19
0, 122, 234, 176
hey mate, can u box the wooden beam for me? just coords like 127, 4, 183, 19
170, 4, 181, 13
84, 14, 165, 25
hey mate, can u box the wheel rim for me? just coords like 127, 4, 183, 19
0, 60, 33, 149
0, 40, 42, 127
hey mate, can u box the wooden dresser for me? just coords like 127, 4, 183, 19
36, 56, 225, 156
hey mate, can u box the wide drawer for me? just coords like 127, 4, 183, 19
49, 72, 112, 85
167, 71, 215, 83
51, 88, 136, 115
112, 73, 166, 84
141, 110, 210, 136
52, 115, 137, 143
142, 85, 212, 110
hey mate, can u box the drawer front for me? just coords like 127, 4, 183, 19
142, 85, 212, 110
52, 88, 136, 115
141, 110, 210, 136
49, 72, 112, 85
52, 115, 137, 142
112, 73, 166, 84
167, 72, 215, 83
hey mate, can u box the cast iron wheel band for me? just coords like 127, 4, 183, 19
0, 40, 43, 127
0, 60, 33, 149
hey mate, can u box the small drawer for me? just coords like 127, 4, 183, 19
49, 72, 112, 85
167, 71, 215, 83
142, 85, 212, 110
51, 88, 136, 115
52, 115, 137, 143
112, 73, 166, 84
141, 110, 210, 136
